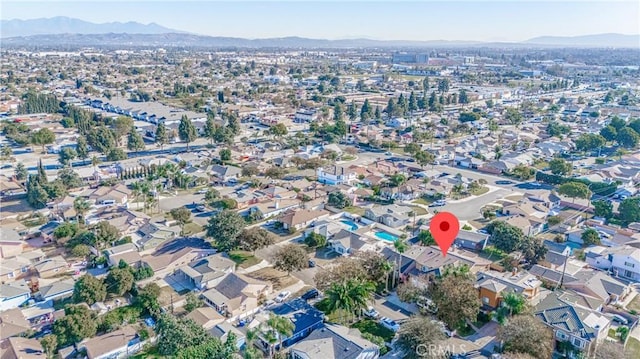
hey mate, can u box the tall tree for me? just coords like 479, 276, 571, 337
498, 315, 554, 359
127, 130, 145, 153
273, 244, 308, 274
238, 227, 275, 253
76, 136, 89, 164
111, 116, 134, 145
557, 182, 591, 203
396, 316, 446, 359
31, 128, 56, 153
73, 274, 106, 305
548, 158, 572, 175
204, 116, 216, 144
333, 102, 343, 122
155, 122, 168, 149
14, 162, 27, 181
178, 115, 197, 151
53, 305, 97, 347
205, 210, 246, 251
105, 267, 134, 296
430, 268, 480, 329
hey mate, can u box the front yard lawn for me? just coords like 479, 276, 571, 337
469, 186, 490, 196
408, 205, 428, 216
413, 197, 432, 205
228, 251, 261, 269
351, 319, 396, 343
182, 222, 202, 236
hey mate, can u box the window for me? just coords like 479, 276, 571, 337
624, 261, 635, 268
482, 297, 490, 305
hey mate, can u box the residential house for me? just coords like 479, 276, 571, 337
88, 184, 131, 206
254, 298, 324, 351
412, 246, 491, 278
0, 282, 30, 311
504, 215, 546, 236
278, 209, 330, 231
36, 279, 75, 303
209, 322, 245, 349
535, 293, 611, 358
202, 273, 272, 320
81, 325, 147, 359
476, 270, 542, 309
0, 229, 23, 259
364, 205, 413, 229
176, 254, 236, 290
288, 324, 379, 359
563, 270, 632, 305
317, 165, 357, 185
0, 256, 32, 282
455, 230, 489, 251
185, 306, 225, 330
0, 308, 31, 340
104, 243, 141, 267
328, 230, 371, 255
34, 256, 69, 279
142, 245, 213, 279
585, 245, 640, 282
134, 221, 181, 253
210, 165, 242, 184
0, 337, 45, 359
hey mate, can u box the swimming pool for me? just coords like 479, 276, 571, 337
374, 230, 399, 242
341, 220, 360, 231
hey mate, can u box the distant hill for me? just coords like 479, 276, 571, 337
0, 16, 182, 37
525, 34, 640, 48
1, 17, 638, 49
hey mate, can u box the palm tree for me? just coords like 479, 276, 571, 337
73, 197, 90, 227
392, 239, 407, 289
325, 279, 375, 323
382, 260, 393, 292
266, 314, 294, 353
91, 155, 101, 186
260, 324, 279, 359
243, 328, 262, 359
502, 292, 527, 317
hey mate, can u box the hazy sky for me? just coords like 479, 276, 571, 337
2, 1, 639, 42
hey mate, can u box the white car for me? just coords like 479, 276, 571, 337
195, 189, 208, 194
275, 291, 291, 303
364, 306, 380, 319
379, 317, 400, 332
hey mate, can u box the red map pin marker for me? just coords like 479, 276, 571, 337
430, 212, 460, 257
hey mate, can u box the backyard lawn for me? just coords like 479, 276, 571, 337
627, 338, 640, 353
228, 250, 261, 269
627, 293, 640, 313
344, 206, 366, 216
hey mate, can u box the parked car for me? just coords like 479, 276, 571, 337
275, 291, 291, 303
495, 180, 514, 185
195, 188, 208, 194
364, 306, 380, 319
379, 317, 400, 332
301, 288, 319, 301
195, 205, 207, 212
429, 200, 447, 207
308, 259, 316, 268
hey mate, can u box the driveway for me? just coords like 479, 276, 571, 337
466, 321, 499, 353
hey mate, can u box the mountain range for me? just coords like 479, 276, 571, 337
1, 17, 638, 48
0, 16, 180, 37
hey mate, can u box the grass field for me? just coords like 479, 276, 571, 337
344, 206, 366, 216
228, 250, 261, 269
626, 293, 640, 313
626, 338, 640, 353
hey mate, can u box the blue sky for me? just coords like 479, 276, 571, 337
2, 1, 639, 41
